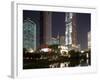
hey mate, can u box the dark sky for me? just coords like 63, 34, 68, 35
76, 13, 90, 50
23, 10, 91, 50
52, 12, 65, 37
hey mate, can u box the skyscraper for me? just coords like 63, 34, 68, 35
59, 36, 65, 45
65, 13, 78, 50
43, 12, 52, 45
23, 19, 36, 50
23, 11, 52, 50
88, 31, 91, 49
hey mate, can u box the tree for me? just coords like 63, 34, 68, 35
68, 50, 80, 58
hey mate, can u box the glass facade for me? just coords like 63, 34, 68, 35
23, 19, 36, 50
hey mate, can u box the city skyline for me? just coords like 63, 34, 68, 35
52, 12, 90, 50
23, 10, 91, 69
23, 10, 91, 50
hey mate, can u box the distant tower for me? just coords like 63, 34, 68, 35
59, 36, 65, 45
57, 32, 60, 44
72, 13, 78, 48
88, 31, 91, 49
43, 12, 52, 45
65, 13, 78, 50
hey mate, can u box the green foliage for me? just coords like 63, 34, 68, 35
68, 50, 80, 58
49, 44, 59, 49
49, 44, 59, 50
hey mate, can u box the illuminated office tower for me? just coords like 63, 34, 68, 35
65, 13, 78, 50
43, 12, 52, 45
88, 31, 91, 49
23, 19, 36, 50
59, 36, 65, 45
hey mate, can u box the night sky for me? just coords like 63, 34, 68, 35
52, 12, 65, 36
23, 10, 91, 50
76, 13, 90, 50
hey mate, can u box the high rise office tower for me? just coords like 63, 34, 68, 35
88, 31, 91, 49
72, 13, 78, 49
65, 13, 78, 50
59, 36, 65, 45
23, 19, 36, 50
43, 12, 52, 45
